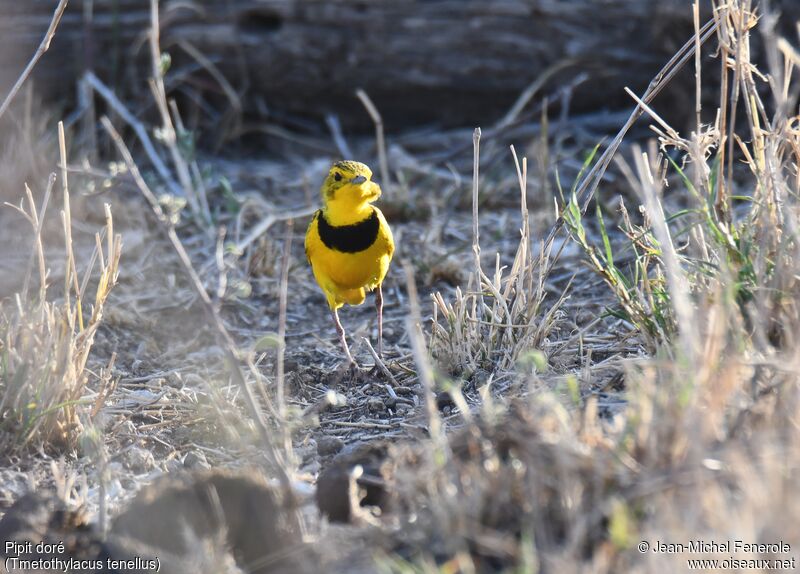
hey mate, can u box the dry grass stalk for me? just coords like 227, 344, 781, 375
148, 0, 210, 225
403, 261, 444, 447
471, 128, 484, 314
356, 89, 391, 194
81, 0, 215, 224
0, 123, 121, 451
0, 0, 69, 122
430, 145, 565, 376
275, 219, 293, 464
538, 15, 720, 276
84, 71, 182, 198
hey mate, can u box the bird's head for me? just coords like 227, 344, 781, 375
321, 161, 381, 209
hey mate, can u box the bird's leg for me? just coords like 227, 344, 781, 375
332, 308, 356, 366
375, 284, 384, 358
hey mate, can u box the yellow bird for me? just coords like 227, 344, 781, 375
305, 161, 394, 365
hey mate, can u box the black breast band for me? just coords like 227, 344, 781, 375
317, 209, 380, 253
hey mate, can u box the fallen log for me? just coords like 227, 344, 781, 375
1, 1, 797, 130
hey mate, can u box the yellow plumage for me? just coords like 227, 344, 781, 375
305, 161, 394, 364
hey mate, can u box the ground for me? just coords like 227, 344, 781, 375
0, 112, 632, 563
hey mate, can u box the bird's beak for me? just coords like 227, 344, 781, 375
350, 175, 367, 185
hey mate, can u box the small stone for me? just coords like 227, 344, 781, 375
295, 443, 317, 465
111, 469, 311, 572
300, 460, 321, 476
368, 398, 386, 412
470, 369, 491, 387
183, 451, 210, 470
316, 436, 345, 456
165, 372, 183, 388
315, 442, 394, 523
123, 446, 155, 473
120, 476, 137, 489
436, 391, 455, 411
163, 458, 183, 473
0, 470, 30, 507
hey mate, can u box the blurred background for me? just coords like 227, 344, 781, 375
4, 0, 799, 149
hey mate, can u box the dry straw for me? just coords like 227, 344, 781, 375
0, 122, 122, 451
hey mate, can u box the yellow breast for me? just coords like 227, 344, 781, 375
305, 206, 394, 305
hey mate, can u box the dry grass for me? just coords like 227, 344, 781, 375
372, 1, 800, 571
429, 143, 567, 379
0, 123, 121, 452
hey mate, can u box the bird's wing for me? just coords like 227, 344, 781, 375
375, 207, 395, 258
304, 210, 322, 264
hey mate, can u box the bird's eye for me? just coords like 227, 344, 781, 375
334, 172, 342, 182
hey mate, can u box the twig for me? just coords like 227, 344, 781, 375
233, 205, 318, 255
84, 72, 183, 197
100, 116, 295, 501
577, 16, 718, 215
541, 16, 720, 270
169, 99, 211, 219
176, 38, 243, 146
623, 87, 681, 139
22, 174, 56, 305
80, 0, 97, 161
325, 114, 354, 158
276, 219, 293, 460
59, 121, 83, 333
715, 6, 730, 221
214, 226, 227, 299
325, 421, 393, 430
177, 39, 242, 119
693, 2, 703, 136
362, 338, 400, 387
356, 89, 391, 192
495, 59, 575, 129
403, 260, 444, 446
472, 128, 484, 313
148, 0, 205, 221
633, 148, 698, 363
0, 0, 69, 122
